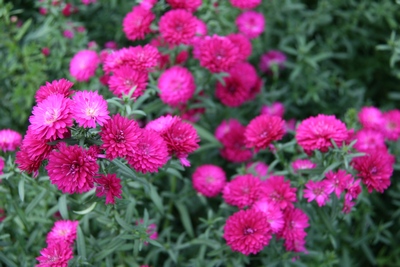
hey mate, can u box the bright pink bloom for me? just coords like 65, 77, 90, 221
295, 114, 348, 153
104, 41, 118, 50
137, 220, 158, 244
41, 47, 50, 56
192, 164, 226, 197
159, 10, 197, 45
215, 119, 242, 142
342, 193, 356, 214
382, 109, 400, 141
82, 0, 97, 5
358, 106, 385, 131
123, 6, 155, 41
63, 29, 74, 39
46, 220, 79, 245
35, 79, 74, 103
46, 143, 98, 194
36, 241, 73, 267
260, 102, 285, 118
96, 174, 122, 204
198, 35, 239, 73
303, 180, 330, 207
69, 50, 100, 82
259, 50, 286, 74
246, 162, 269, 178
278, 207, 309, 253
108, 66, 148, 99
261, 176, 297, 210
0, 158, 4, 175
158, 66, 195, 106
39, 7, 47, 15
353, 129, 386, 152
99, 114, 141, 160
194, 18, 207, 36
145, 115, 178, 132
71, 91, 110, 128
244, 115, 286, 150
223, 209, 272, 255
140, 0, 157, 9
230, 0, 260, 9
291, 159, 316, 173
236, 11, 265, 39
352, 149, 394, 193
222, 174, 262, 208
29, 94, 73, 141
0, 129, 22, 152
252, 199, 284, 233
166, 0, 202, 12
227, 34, 252, 61
127, 129, 169, 173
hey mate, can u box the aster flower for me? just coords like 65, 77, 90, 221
36, 241, 73, 267
29, 94, 73, 141
127, 129, 169, 173
95, 174, 122, 204
261, 176, 297, 210
166, 0, 202, 12
252, 199, 284, 233
295, 114, 348, 153
260, 102, 285, 118
215, 119, 242, 142
35, 79, 74, 103
192, 164, 226, 197
223, 209, 272, 255
246, 162, 269, 178
278, 207, 309, 252
0, 129, 22, 152
358, 106, 385, 131
352, 149, 394, 193
222, 174, 262, 208
145, 115, 178, 132
244, 114, 286, 150
236, 11, 265, 39
303, 180, 330, 207
46, 143, 98, 194
230, 0, 261, 9
71, 91, 110, 128
259, 50, 286, 74
159, 9, 197, 45
158, 66, 196, 106
198, 35, 239, 73
108, 65, 148, 99
99, 114, 142, 160
46, 220, 79, 245
227, 34, 252, 62
353, 129, 386, 152
382, 109, 400, 141
291, 159, 317, 173
342, 193, 356, 214
194, 18, 207, 36
123, 6, 155, 41
69, 50, 100, 82
137, 220, 158, 245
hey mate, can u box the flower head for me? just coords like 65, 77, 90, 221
236, 11, 265, 39
108, 65, 148, 99
244, 115, 286, 150
259, 50, 286, 74
192, 164, 226, 197
69, 50, 100, 82
382, 109, 400, 141
246, 162, 269, 178
123, 6, 155, 41
223, 174, 262, 208
353, 129, 386, 152
303, 180, 330, 207
260, 102, 285, 118
291, 159, 316, 173
36, 241, 73, 267
227, 33, 252, 61
223, 209, 272, 255
252, 199, 284, 233
261, 176, 297, 210
166, 0, 202, 12
46, 220, 79, 245
159, 9, 197, 45
35, 79, 74, 103
279, 207, 309, 253
96, 174, 122, 204
358, 106, 385, 131
0, 129, 22, 152
0, 158, 4, 175
229, 0, 261, 9
71, 91, 110, 128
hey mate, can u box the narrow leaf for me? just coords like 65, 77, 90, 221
58, 194, 69, 219
73, 202, 97, 215
175, 202, 194, 238
25, 188, 46, 215
18, 179, 24, 202
77, 226, 87, 259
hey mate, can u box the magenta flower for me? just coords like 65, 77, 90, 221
36, 241, 73, 267
123, 6, 155, 41
303, 180, 330, 207
46, 220, 79, 245
96, 174, 122, 205
69, 50, 100, 82
222, 174, 262, 209
235, 11, 265, 39
71, 91, 110, 128
0, 129, 22, 152
192, 164, 226, 197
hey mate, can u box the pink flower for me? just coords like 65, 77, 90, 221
36, 241, 73, 267
229, 0, 260, 9
0, 129, 22, 152
382, 109, 400, 141
71, 91, 110, 128
295, 114, 348, 153
41, 47, 50, 56
303, 180, 330, 207
215, 119, 242, 142
123, 6, 155, 41
223, 209, 272, 255
252, 199, 284, 233
158, 66, 195, 106
35, 79, 74, 103
99, 114, 141, 160
63, 29, 74, 39
46, 143, 98, 194
259, 50, 286, 74
246, 162, 269, 178
104, 41, 118, 50
279, 207, 309, 252
236, 11, 265, 39
222, 174, 262, 208
137, 220, 158, 244
0, 158, 4, 175
127, 129, 169, 173
108, 65, 148, 99
145, 115, 177, 132
81, 0, 97, 5
140, 0, 157, 10
46, 220, 79, 245
192, 164, 226, 197
244, 115, 286, 150
260, 102, 285, 118
358, 106, 385, 131
69, 50, 100, 82
291, 159, 316, 173
352, 149, 394, 193
261, 176, 297, 210
198, 35, 239, 73
159, 10, 197, 45
29, 94, 73, 141
353, 129, 386, 152
96, 174, 122, 204
227, 34, 252, 61
166, 0, 202, 12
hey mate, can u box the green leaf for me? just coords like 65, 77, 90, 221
15, 19, 32, 41
193, 124, 221, 146
0, 251, 17, 267
73, 202, 97, 215
112, 158, 136, 178
25, 188, 46, 215
149, 185, 164, 215
18, 179, 24, 202
77, 226, 87, 259
115, 212, 135, 231
175, 202, 194, 238
58, 194, 69, 219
